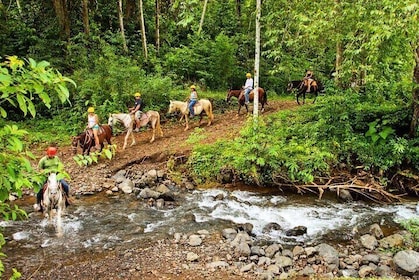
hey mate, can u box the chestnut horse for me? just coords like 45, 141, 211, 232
71, 124, 112, 155
226, 87, 267, 115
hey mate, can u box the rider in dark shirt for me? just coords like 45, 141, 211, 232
129, 92, 143, 132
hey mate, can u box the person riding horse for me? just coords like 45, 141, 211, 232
187, 85, 198, 118
301, 70, 316, 93
34, 146, 70, 212
129, 92, 143, 132
243, 72, 254, 105
86, 107, 101, 150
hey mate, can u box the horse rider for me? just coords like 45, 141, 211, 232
243, 72, 253, 104
86, 107, 101, 150
129, 92, 143, 132
187, 85, 198, 118
34, 146, 70, 212
302, 70, 315, 93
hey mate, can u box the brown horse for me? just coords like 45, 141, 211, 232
71, 124, 112, 155
226, 88, 267, 115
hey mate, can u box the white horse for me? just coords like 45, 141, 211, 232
167, 99, 214, 131
42, 173, 66, 237
108, 111, 163, 150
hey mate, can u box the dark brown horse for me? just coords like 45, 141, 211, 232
226, 88, 267, 115
287, 80, 324, 105
71, 124, 112, 155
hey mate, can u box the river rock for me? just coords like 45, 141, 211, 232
265, 243, 282, 258
369, 223, 384, 239
263, 222, 281, 233
186, 252, 199, 262
358, 265, 375, 278
314, 243, 339, 268
188, 235, 202, 246
285, 226, 307, 236
138, 187, 161, 199
361, 253, 380, 265
360, 234, 378, 250
393, 250, 419, 276
379, 233, 404, 248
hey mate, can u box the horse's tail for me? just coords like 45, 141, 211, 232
208, 100, 214, 122
261, 88, 268, 105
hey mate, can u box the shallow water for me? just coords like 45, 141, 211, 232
2, 189, 419, 275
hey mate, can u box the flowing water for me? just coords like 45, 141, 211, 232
2, 188, 419, 275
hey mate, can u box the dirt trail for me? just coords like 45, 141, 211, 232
62, 100, 297, 194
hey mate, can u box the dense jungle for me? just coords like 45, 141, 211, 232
0, 0, 419, 279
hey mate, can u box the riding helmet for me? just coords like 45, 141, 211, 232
87, 107, 95, 113
190, 85, 196, 90
134, 92, 141, 97
46, 147, 57, 157
246, 73, 252, 78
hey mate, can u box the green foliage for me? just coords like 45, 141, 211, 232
399, 218, 419, 250
73, 144, 117, 166
0, 56, 75, 119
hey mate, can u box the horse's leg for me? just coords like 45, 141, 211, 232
130, 129, 136, 146
157, 115, 163, 137
184, 114, 189, 131
56, 204, 63, 237
149, 119, 156, 143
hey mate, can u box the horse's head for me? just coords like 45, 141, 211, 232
167, 101, 176, 114
47, 173, 59, 194
71, 136, 80, 155
108, 114, 115, 127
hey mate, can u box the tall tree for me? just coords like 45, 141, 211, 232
81, 0, 90, 36
52, 0, 71, 39
118, 0, 128, 53
411, 43, 419, 136
155, 0, 160, 54
138, 0, 148, 59
197, 0, 208, 35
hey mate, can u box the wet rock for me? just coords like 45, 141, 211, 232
236, 223, 253, 235
285, 226, 307, 236
138, 187, 161, 199
262, 222, 281, 233
120, 179, 134, 194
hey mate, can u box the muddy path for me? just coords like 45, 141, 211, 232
58, 100, 298, 195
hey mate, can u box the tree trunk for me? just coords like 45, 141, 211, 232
118, 0, 128, 53
410, 44, 419, 137
138, 0, 148, 59
81, 0, 90, 36
253, 0, 261, 119
52, 0, 71, 39
197, 0, 208, 35
334, 0, 342, 87
155, 0, 160, 54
